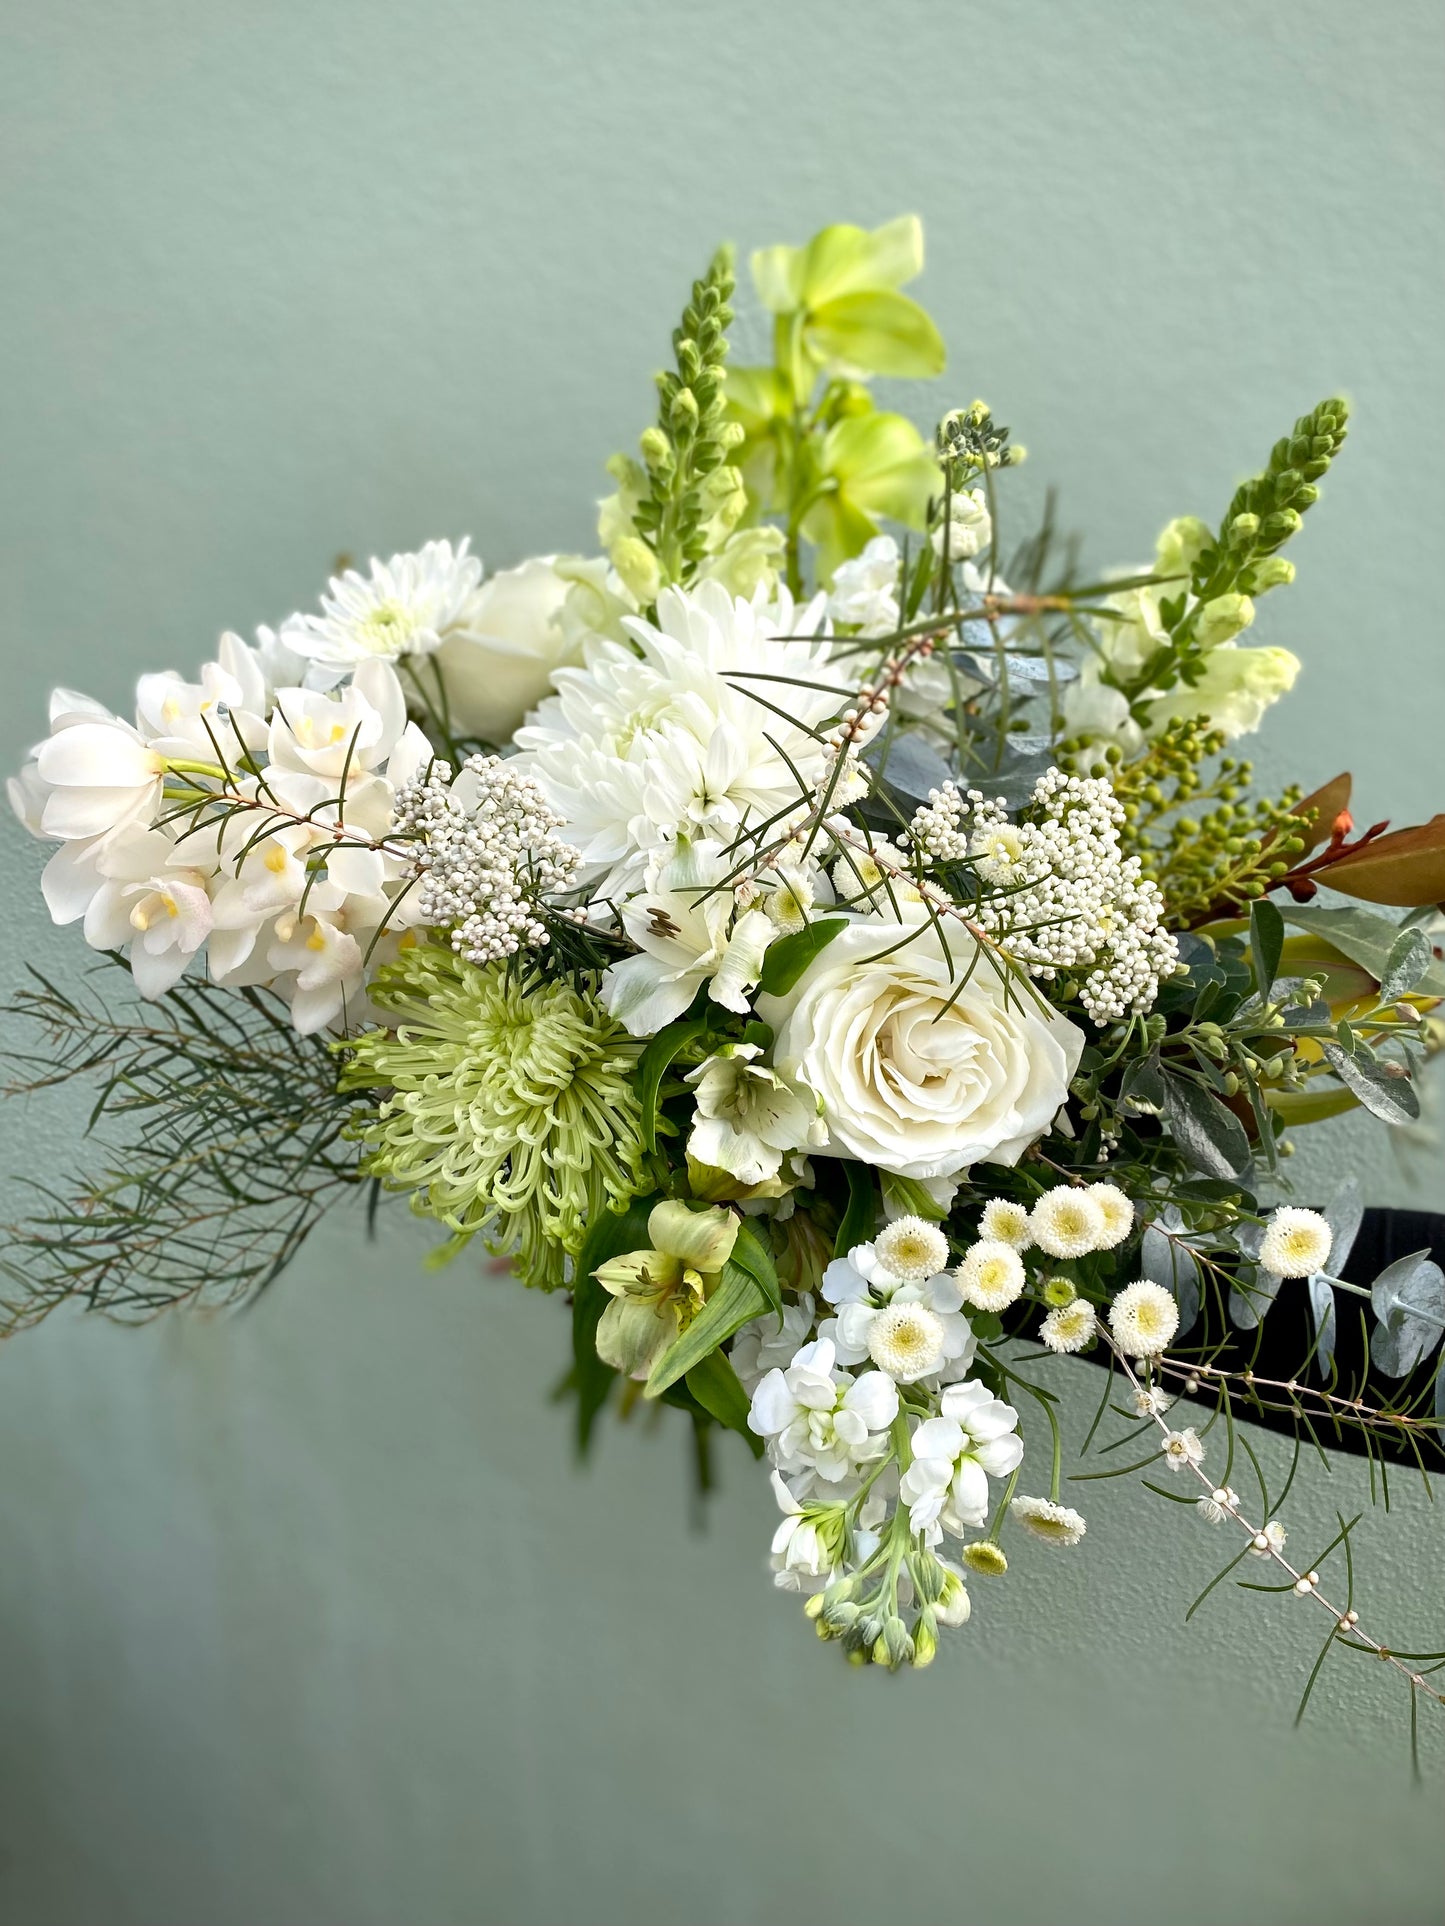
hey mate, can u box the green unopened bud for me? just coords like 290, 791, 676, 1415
610, 535, 662, 605
881, 1615, 914, 1668
1262, 508, 1302, 545
961, 1541, 1008, 1578
1042, 1276, 1077, 1308
1195, 592, 1255, 649
669, 386, 700, 433
1228, 511, 1260, 545
912, 1614, 939, 1668
1241, 555, 1295, 594
638, 425, 671, 471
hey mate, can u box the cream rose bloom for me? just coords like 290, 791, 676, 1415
757, 914, 1084, 1180
432, 555, 584, 742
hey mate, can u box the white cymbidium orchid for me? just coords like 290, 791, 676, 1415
898, 1380, 1024, 1542
15, 691, 166, 844
601, 840, 775, 1037
62, 826, 215, 998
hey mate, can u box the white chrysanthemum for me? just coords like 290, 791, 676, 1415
1038, 1299, 1097, 1354
1010, 1495, 1087, 1547
1197, 1485, 1240, 1524
874, 1216, 950, 1283
1086, 1183, 1134, 1249
1160, 1427, 1205, 1473
979, 1198, 1033, 1250
1258, 1207, 1333, 1279
866, 1301, 948, 1382
281, 539, 486, 670
1108, 1280, 1180, 1357
955, 1240, 1027, 1312
1030, 1188, 1105, 1259
514, 581, 835, 900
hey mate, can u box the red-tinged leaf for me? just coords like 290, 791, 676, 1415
1318, 814, 1445, 907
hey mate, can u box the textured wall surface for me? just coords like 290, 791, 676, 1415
1, 4, 1443, 1922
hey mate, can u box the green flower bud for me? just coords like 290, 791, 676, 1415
610, 535, 662, 606
1195, 592, 1255, 650
638, 425, 671, 471
912, 1614, 939, 1668
1227, 511, 1261, 546
1042, 1276, 1077, 1308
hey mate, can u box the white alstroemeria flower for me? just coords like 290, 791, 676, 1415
280, 539, 486, 671
73, 827, 214, 998
600, 841, 775, 1037
729, 1294, 817, 1394
828, 535, 902, 635
748, 1337, 899, 1483
685, 1042, 827, 1186
822, 1269, 975, 1386
898, 1379, 1024, 1542
14, 691, 165, 843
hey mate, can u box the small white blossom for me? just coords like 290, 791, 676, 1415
931, 486, 992, 560
1131, 1384, 1174, 1417
822, 1261, 975, 1385
874, 1216, 951, 1282
899, 1380, 1024, 1542
1250, 1519, 1288, 1556
1160, 1427, 1205, 1473
1108, 1280, 1180, 1357
730, 1295, 816, 1394
827, 535, 901, 635
1010, 1495, 1087, 1546
1039, 1298, 1097, 1354
748, 1338, 898, 1483
1197, 1485, 1240, 1524
1259, 1207, 1333, 1279
955, 1239, 1027, 1312
978, 1198, 1034, 1250
1030, 1187, 1105, 1259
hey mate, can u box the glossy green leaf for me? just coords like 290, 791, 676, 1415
726, 1218, 782, 1320
757, 917, 848, 997
636, 1013, 712, 1153
645, 1261, 770, 1398
1249, 898, 1284, 997
834, 1163, 876, 1258
685, 1350, 763, 1451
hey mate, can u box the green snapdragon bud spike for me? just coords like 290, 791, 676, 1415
633, 243, 738, 594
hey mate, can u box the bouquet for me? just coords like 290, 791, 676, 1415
7, 216, 1444, 1724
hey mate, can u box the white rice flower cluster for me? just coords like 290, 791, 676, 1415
907, 771, 1179, 1023
394, 753, 580, 965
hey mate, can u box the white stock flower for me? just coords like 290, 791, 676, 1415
729, 1295, 817, 1394
1258, 1207, 1333, 1279
955, 1240, 1027, 1312
515, 580, 835, 900
600, 841, 775, 1037
767, 1473, 844, 1588
432, 555, 585, 741
1030, 1187, 1106, 1258
747, 1337, 898, 1483
978, 1198, 1033, 1250
1009, 1495, 1087, 1546
1160, 1427, 1205, 1473
758, 913, 1084, 1181
898, 1379, 1023, 1542
684, 1042, 826, 1186
828, 535, 901, 635
1108, 1280, 1180, 1357
280, 539, 486, 671
1038, 1298, 1097, 1354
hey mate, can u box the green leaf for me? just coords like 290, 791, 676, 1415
727, 1218, 783, 1320
834, 1162, 876, 1258
636, 1014, 712, 1153
1320, 1042, 1420, 1126
804, 290, 945, 379
1249, 898, 1284, 998
1279, 904, 1445, 998
757, 917, 849, 997
570, 1193, 661, 1453
685, 1349, 764, 1452
1161, 1072, 1253, 1179
645, 1261, 771, 1398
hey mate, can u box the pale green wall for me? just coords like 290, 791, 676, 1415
1, 4, 1443, 1922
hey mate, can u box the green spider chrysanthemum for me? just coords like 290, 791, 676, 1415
342, 946, 646, 1289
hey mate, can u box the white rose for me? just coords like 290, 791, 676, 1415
432, 556, 582, 742
757, 914, 1084, 1181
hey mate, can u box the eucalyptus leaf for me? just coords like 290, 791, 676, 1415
1279, 904, 1445, 998
863, 731, 953, 806
1369, 1251, 1445, 1378
1321, 1175, 1364, 1275
1161, 1072, 1253, 1180
1379, 926, 1436, 1002
955, 651, 1078, 686
1321, 1042, 1420, 1126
